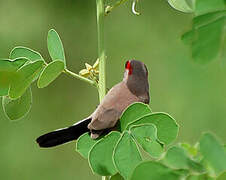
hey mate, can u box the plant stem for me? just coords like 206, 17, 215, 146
63, 69, 97, 88
96, 1, 108, 180
102, 176, 110, 180
96, 0, 106, 102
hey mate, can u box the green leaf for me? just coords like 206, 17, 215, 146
164, 146, 194, 170
217, 172, 226, 180
9, 60, 44, 99
192, 17, 225, 64
173, 169, 190, 177
181, 30, 195, 45
47, 29, 66, 65
193, 11, 226, 28
130, 124, 164, 159
110, 173, 124, 180
37, 60, 64, 88
175, 0, 226, 65
113, 131, 142, 179
199, 133, 226, 176
130, 161, 185, 180
2, 87, 32, 120
195, 0, 226, 16
76, 132, 98, 159
127, 113, 179, 145
185, 0, 195, 9
180, 142, 198, 157
0, 58, 28, 96
162, 146, 205, 173
119, 102, 151, 131
167, 0, 193, 13
10, 46, 43, 61
181, 8, 226, 64
182, 16, 225, 64
89, 131, 121, 176
187, 174, 215, 180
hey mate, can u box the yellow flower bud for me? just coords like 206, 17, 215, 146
79, 69, 90, 77
85, 63, 92, 71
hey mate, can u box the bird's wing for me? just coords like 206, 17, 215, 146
88, 107, 121, 130
88, 82, 139, 131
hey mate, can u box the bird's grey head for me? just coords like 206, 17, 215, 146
123, 60, 149, 97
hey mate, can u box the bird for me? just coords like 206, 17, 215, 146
36, 60, 150, 148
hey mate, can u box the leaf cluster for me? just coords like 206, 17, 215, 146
0, 29, 66, 120
168, 0, 226, 64
0, 29, 97, 120
76, 102, 226, 180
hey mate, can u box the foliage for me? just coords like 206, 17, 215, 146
168, 0, 226, 64
0, 29, 98, 120
76, 103, 226, 180
2, 87, 32, 120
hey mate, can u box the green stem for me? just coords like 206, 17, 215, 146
102, 176, 110, 180
96, 0, 106, 102
96, 1, 108, 180
63, 69, 97, 88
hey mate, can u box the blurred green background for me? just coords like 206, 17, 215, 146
0, 0, 226, 179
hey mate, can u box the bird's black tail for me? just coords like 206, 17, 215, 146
36, 118, 91, 148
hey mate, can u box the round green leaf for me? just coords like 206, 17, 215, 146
192, 17, 225, 64
181, 30, 195, 45
2, 87, 32, 120
110, 173, 124, 180
10, 46, 43, 61
0, 84, 8, 97
113, 131, 142, 179
199, 133, 226, 177
180, 142, 198, 157
187, 174, 215, 180
127, 113, 179, 145
163, 146, 193, 169
119, 102, 152, 131
9, 60, 44, 99
130, 161, 184, 180
47, 29, 66, 65
162, 146, 205, 173
182, 12, 226, 64
195, 0, 225, 16
0, 58, 28, 96
38, 60, 64, 88
76, 132, 99, 159
168, 0, 194, 13
130, 124, 164, 159
89, 131, 121, 176
193, 11, 226, 29
217, 172, 226, 180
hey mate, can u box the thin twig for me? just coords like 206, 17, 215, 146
105, 0, 129, 15
96, 0, 106, 102
63, 69, 97, 88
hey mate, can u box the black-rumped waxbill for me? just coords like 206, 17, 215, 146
36, 60, 150, 148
